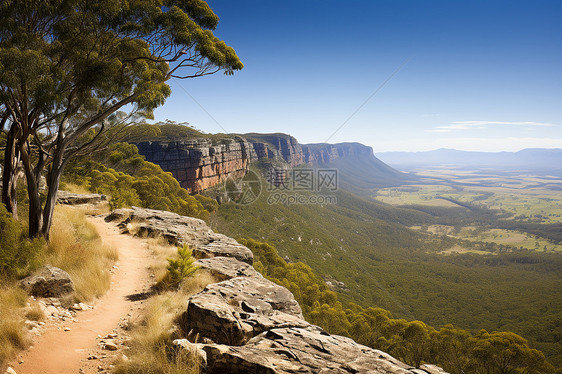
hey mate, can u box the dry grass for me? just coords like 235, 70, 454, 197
0, 284, 31, 365
45, 205, 118, 302
146, 238, 179, 284
115, 268, 216, 374
24, 300, 46, 322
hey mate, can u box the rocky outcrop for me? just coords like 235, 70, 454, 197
136, 138, 253, 193
303, 142, 375, 164
199, 327, 448, 374
195, 257, 261, 281
105, 207, 254, 264
108, 207, 448, 374
135, 134, 308, 194
20, 265, 75, 298
56, 191, 107, 205
178, 275, 308, 346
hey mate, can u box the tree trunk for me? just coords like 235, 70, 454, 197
39, 138, 67, 240
19, 143, 43, 238
1, 126, 20, 219
40, 165, 63, 240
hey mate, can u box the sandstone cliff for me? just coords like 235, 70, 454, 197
105, 207, 447, 374
135, 133, 408, 194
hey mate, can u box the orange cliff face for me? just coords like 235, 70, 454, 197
137, 138, 253, 194
135, 135, 378, 194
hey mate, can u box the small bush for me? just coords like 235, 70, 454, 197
194, 194, 219, 213
161, 245, 199, 289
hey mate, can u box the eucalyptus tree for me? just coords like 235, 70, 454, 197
0, 0, 242, 238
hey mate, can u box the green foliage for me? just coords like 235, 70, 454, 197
466, 330, 554, 374
0, 0, 242, 238
64, 143, 210, 220
121, 121, 206, 142
120, 121, 243, 145
163, 245, 198, 289
0, 0, 243, 116
0, 203, 43, 279
194, 194, 219, 213
240, 237, 555, 373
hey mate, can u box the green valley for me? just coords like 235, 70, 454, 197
209, 166, 562, 367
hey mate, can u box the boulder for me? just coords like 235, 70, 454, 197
20, 265, 74, 298
178, 276, 306, 346
56, 191, 107, 205
194, 238, 254, 265
202, 327, 428, 374
105, 207, 253, 264
195, 257, 261, 282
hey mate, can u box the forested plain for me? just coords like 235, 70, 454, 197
211, 167, 562, 368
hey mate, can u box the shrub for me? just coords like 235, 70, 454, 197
0, 203, 43, 280
194, 194, 219, 213
161, 245, 199, 289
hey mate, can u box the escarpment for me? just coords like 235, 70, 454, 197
134, 133, 401, 194
106, 207, 448, 374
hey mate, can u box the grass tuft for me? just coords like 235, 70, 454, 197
0, 285, 31, 365
24, 301, 46, 322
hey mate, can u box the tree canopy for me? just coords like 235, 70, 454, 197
0, 0, 242, 237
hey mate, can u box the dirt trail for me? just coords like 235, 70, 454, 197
11, 216, 153, 374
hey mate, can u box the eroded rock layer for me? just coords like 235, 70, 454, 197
108, 207, 448, 374
135, 134, 380, 194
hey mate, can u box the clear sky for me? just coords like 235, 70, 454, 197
153, 0, 562, 152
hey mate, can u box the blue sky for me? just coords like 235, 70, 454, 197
153, 0, 562, 152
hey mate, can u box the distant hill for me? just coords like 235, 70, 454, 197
304, 142, 417, 195
377, 148, 562, 175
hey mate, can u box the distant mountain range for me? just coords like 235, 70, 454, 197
377, 148, 562, 175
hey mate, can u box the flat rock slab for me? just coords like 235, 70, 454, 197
195, 257, 262, 282
57, 191, 107, 205
179, 276, 306, 346
202, 327, 442, 374
20, 265, 74, 298
105, 207, 253, 264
